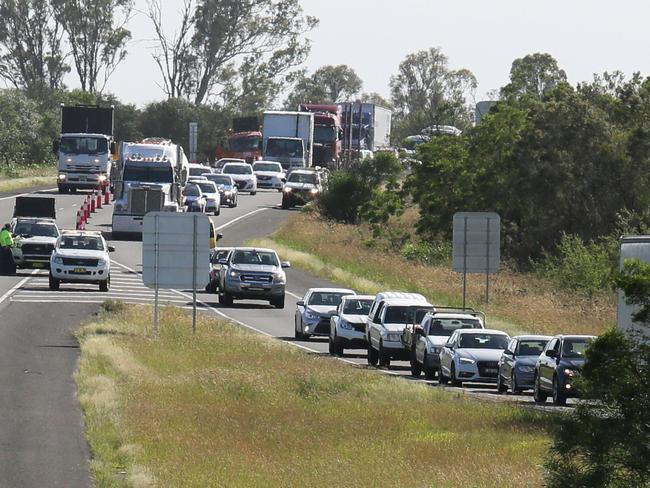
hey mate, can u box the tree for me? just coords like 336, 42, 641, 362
0, 0, 68, 97
357, 92, 392, 108
285, 64, 362, 107
501, 52, 567, 100
390, 47, 476, 140
52, 0, 133, 93
148, 0, 317, 108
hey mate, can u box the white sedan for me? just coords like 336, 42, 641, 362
190, 179, 221, 216
253, 161, 285, 191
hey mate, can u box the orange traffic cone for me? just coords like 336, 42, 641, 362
90, 192, 96, 213
96, 186, 103, 209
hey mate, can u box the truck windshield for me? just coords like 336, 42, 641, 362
13, 222, 59, 238
314, 126, 336, 143
265, 139, 303, 158
287, 173, 316, 184
427, 318, 481, 336
229, 135, 261, 152
60, 137, 108, 155
123, 165, 173, 183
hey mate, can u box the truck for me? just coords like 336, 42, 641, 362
111, 138, 189, 237
10, 197, 60, 269
55, 105, 115, 193
618, 236, 650, 340
262, 111, 314, 171
215, 116, 262, 164
298, 104, 342, 168
340, 102, 392, 152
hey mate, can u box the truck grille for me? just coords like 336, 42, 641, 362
21, 243, 54, 256
130, 188, 164, 214
241, 274, 272, 284
62, 258, 99, 267
477, 361, 499, 378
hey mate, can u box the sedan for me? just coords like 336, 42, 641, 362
329, 295, 374, 356
183, 183, 207, 213
295, 288, 355, 340
203, 173, 238, 208
253, 161, 285, 191
191, 179, 221, 216
496, 335, 551, 394
439, 329, 510, 386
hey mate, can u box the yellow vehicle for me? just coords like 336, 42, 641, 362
209, 220, 223, 249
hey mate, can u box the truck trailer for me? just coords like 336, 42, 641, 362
262, 111, 314, 170
340, 103, 392, 152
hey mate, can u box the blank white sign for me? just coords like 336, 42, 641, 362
452, 212, 500, 274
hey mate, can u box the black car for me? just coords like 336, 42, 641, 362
533, 334, 596, 406
497, 335, 551, 394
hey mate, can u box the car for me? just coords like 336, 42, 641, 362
206, 247, 232, 293
222, 162, 257, 195
188, 163, 212, 178
329, 295, 374, 355
281, 169, 323, 209
252, 161, 285, 191
403, 308, 485, 380
189, 179, 221, 216
497, 335, 552, 394
366, 292, 434, 367
49, 230, 114, 292
213, 158, 246, 173
533, 334, 596, 406
218, 247, 290, 308
10, 217, 60, 269
183, 183, 207, 212
203, 173, 239, 207
438, 329, 510, 386
294, 288, 356, 340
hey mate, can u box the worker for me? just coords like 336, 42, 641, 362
0, 223, 16, 275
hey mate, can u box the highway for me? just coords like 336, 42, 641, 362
0, 186, 566, 487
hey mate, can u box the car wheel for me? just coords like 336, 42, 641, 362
48, 273, 60, 291
215, 208, 220, 216
511, 372, 523, 395
438, 365, 449, 385
270, 295, 285, 309
410, 352, 422, 377
99, 277, 110, 292
533, 374, 548, 404
378, 341, 391, 368
552, 376, 567, 406
334, 336, 345, 357
450, 363, 462, 387
250, 191, 256, 196
367, 343, 379, 366
294, 318, 304, 340
281, 197, 290, 209
496, 371, 507, 394
219, 292, 233, 306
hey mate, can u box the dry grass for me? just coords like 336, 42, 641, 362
77, 304, 550, 488
0, 165, 57, 192
262, 213, 614, 336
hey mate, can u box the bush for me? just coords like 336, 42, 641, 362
317, 171, 371, 224
401, 240, 452, 265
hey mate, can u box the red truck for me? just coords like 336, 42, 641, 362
298, 104, 342, 167
216, 116, 262, 164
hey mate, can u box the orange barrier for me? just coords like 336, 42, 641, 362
96, 186, 103, 209
104, 181, 110, 205
90, 191, 96, 213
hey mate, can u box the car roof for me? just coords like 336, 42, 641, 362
382, 298, 433, 307
60, 230, 103, 237
374, 291, 427, 302
308, 287, 355, 294
253, 160, 282, 166
188, 176, 209, 181
512, 335, 553, 341
554, 335, 597, 339
428, 313, 483, 320
342, 294, 375, 301
217, 158, 245, 163
457, 328, 508, 335
223, 162, 249, 167
13, 217, 57, 224
231, 247, 277, 253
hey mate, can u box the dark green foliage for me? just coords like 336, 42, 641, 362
285, 64, 362, 107
615, 260, 650, 325
317, 171, 371, 224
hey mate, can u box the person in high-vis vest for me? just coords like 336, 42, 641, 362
0, 223, 16, 275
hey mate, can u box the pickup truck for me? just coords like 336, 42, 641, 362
401, 308, 485, 380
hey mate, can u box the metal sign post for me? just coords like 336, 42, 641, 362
189, 122, 198, 163
154, 213, 160, 333
192, 214, 197, 333
462, 216, 468, 308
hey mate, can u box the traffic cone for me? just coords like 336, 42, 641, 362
96, 186, 103, 209
76, 210, 82, 230
84, 198, 90, 220
104, 181, 110, 205
77, 210, 85, 230
90, 191, 96, 213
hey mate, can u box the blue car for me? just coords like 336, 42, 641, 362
496, 335, 551, 394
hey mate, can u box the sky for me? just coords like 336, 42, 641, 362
97, 0, 650, 107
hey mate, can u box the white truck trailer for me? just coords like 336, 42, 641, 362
618, 236, 650, 340
262, 111, 314, 170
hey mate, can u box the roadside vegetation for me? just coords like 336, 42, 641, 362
0, 163, 57, 193
78, 303, 550, 488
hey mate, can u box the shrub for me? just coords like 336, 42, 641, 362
317, 171, 372, 224
401, 240, 452, 265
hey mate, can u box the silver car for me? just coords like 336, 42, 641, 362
294, 288, 355, 340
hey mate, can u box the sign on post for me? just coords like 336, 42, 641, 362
142, 212, 210, 333
453, 212, 501, 307
189, 122, 198, 163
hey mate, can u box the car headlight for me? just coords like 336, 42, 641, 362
563, 368, 578, 377
58, 174, 67, 180
225, 190, 232, 195
283, 187, 292, 193
386, 333, 401, 342
304, 310, 318, 320
517, 365, 535, 373
310, 188, 319, 195
53, 256, 63, 264
273, 271, 286, 284
229, 270, 240, 278
339, 319, 352, 330
459, 357, 476, 365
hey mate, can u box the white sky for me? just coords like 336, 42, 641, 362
97, 0, 650, 107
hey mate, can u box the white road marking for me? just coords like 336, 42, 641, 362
214, 207, 270, 231
286, 291, 302, 299
0, 270, 40, 307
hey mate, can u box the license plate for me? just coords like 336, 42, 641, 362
73, 267, 87, 273
248, 286, 264, 291
32, 263, 44, 269
485, 368, 497, 374
79, 176, 86, 181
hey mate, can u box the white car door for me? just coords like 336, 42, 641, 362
440, 331, 458, 376
369, 303, 385, 349
414, 317, 429, 363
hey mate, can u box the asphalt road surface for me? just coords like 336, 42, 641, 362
0, 185, 569, 486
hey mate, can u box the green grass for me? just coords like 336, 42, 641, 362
0, 164, 57, 192
77, 304, 551, 488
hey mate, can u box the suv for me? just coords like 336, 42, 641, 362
329, 295, 374, 356
11, 217, 60, 269
403, 309, 485, 380
49, 231, 114, 291
366, 292, 434, 367
294, 288, 356, 340
222, 162, 257, 195
281, 169, 323, 209
533, 335, 596, 406
218, 247, 289, 308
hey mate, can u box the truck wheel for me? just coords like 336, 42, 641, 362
48, 274, 60, 291
410, 352, 422, 377
215, 207, 220, 216
57, 187, 68, 194
450, 364, 462, 387
99, 277, 110, 292
367, 344, 379, 366
334, 336, 345, 357
378, 342, 391, 368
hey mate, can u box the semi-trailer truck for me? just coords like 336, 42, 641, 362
55, 104, 115, 193
298, 104, 342, 168
262, 111, 314, 170
215, 116, 262, 164
340, 103, 392, 151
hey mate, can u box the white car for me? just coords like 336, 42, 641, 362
329, 295, 374, 356
252, 161, 285, 191
222, 162, 257, 195
188, 163, 212, 178
49, 231, 114, 291
439, 329, 510, 387
214, 158, 246, 173
11, 217, 60, 269
189, 179, 221, 216
295, 288, 356, 340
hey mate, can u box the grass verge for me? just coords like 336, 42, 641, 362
77, 303, 550, 488
0, 164, 56, 193
250, 213, 614, 337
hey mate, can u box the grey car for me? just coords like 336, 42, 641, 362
496, 335, 551, 394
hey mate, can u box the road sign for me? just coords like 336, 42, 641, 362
142, 212, 210, 332
452, 212, 501, 306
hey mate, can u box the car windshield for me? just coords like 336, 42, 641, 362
184, 185, 200, 197
562, 338, 592, 359
229, 135, 261, 152
459, 333, 509, 350
211, 249, 231, 264
384, 306, 431, 324
196, 182, 217, 193
427, 318, 481, 336
60, 136, 108, 155
13, 222, 59, 238
223, 165, 252, 175
59, 236, 104, 251
254, 163, 282, 172
123, 164, 173, 183
517, 340, 549, 356
314, 126, 337, 143
190, 167, 210, 176
343, 298, 373, 315
287, 173, 317, 184
231, 250, 278, 266
265, 139, 303, 158
205, 175, 232, 186
308, 292, 349, 307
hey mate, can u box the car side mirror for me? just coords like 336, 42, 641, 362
281, 178, 287, 183
545, 350, 557, 358
218, 258, 228, 265
108, 246, 115, 252
216, 233, 223, 240
297, 300, 304, 307
414, 325, 424, 336
281, 261, 291, 268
